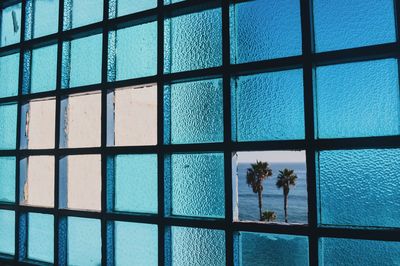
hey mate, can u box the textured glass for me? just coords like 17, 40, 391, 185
115, 222, 158, 266
164, 8, 222, 73
64, 0, 103, 30
233, 69, 304, 141
165, 79, 223, 144
320, 238, 400, 265
0, 52, 19, 98
315, 59, 399, 138
231, 0, 302, 63
62, 34, 102, 88
31, 44, 57, 93
171, 226, 225, 266
1, 3, 21, 46
238, 232, 309, 265
109, 22, 157, 81
0, 103, 17, 150
313, 0, 396, 52
68, 217, 101, 266
32, 0, 59, 38
164, 0, 185, 4
114, 154, 158, 213
28, 213, 54, 263
110, 0, 157, 18
0, 157, 15, 202
0, 210, 15, 255
170, 153, 225, 218
318, 149, 400, 228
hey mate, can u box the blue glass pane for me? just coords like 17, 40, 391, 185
171, 226, 225, 265
32, 0, 59, 38
64, 0, 103, 30
170, 153, 225, 218
68, 217, 101, 266
110, 0, 157, 18
0, 52, 19, 98
110, 22, 157, 81
164, 0, 185, 4
28, 213, 54, 263
313, 0, 396, 52
320, 238, 400, 265
164, 8, 222, 73
0, 210, 15, 255
31, 44, 57, 93
165, 79, 223, 144
0, 103, 17, 150
114, 154, 158, 213
231, 0, 302, 63
62, 34, 102, 88
0, 157, 15, 203
115, 222, 158, 266
233, 69, 304, 141
238, 232, 309, 265
315, 59, 399, 138
318, 149, 400, 228
1, 3, 21, 47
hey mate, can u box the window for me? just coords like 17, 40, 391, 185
0, 0, 399, 265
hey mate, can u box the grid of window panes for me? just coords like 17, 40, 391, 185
0, 0, 399, 265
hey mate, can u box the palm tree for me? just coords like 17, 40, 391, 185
246, 161, 273, 221
276, 168, 298, 223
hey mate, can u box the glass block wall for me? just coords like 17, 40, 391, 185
0, 0, 399, 265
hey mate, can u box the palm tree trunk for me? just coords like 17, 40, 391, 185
258, 191, 263, 221
284, 192, 288, 223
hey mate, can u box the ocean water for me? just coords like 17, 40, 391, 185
236, 162, 308, 224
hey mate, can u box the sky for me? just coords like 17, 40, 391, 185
236, 150, 306, 163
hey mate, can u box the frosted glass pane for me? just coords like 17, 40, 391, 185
0, 157, 15, 203
111, 84, 157, 146
171, 226, 225, 266
114, 154, 158, 213
164, 8, 222, 73
1, 3, 21, 46
0, 210, 15, 255
315, 59, 400, 138
0, 52, 19, 98
28, 213, 54, 263
231, 0, 302, 63
62, 34, 102, 88
313, 0, 396, 52
171, 153, 225, 218
320, 238, 400, 265
31, 44, 57, 93
233, 69, 304, 141
110, 0, 157, 18
0, 103, 17, 150
110, 22, 157, 81
115, 222, 158, 266
318, 149, 400, 228
64, 0, 103, 30
165, 79, 223, 144
32, 0, 59, 38
68, 217, 101, 266
238, 232, 309, 266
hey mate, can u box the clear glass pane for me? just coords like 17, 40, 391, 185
164, 8, 222, 73
32, 0, 59, 38
232, 69, 304, 141
63, 0, 103, 30
114, 222, 158, 266
318, 149, 400, 228
0, 103, 17, 150
237, 232, 309, 265
30, 44, 58, 93
28, 213, 54, 263
0, 3, 21, 47
319, 238, 400, 265
114, 154, 158, 213
0, 210, 15, 255
67, 217, 101, 266
164, 79, 223, 144
313, 0, 396, 52
315, 59, 400, 138
109, 0, 157, 18
169, 153, 225, 218
0, 156, 15, 203
230, 0, 302, 63
170, 226, 226, 265
0, 52, 19, 98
